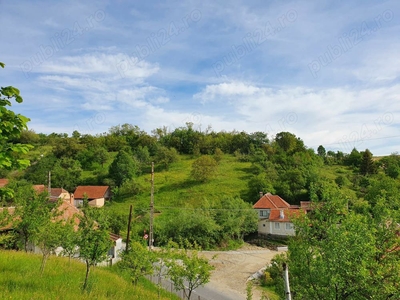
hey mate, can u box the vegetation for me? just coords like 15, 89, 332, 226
1, 69, 399, 298
0, 250, 178, 300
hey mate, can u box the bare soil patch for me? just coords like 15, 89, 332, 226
201, 244, 283, 299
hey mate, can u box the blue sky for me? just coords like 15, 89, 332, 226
1, 0, 399, 155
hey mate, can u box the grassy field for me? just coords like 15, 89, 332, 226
107, 154, 253, 215
0, 250, 179, 300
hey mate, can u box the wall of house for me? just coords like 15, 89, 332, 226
88, 198, 105, 208
257, 220, 295, 236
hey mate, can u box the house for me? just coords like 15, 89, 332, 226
73, 186, 111, 208
33, 185, 71, 202
105, 233, 125, 266
253, 193, 306, 237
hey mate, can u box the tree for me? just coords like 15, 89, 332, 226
317, 145, 326, 158
108, 150, 139, 186
59, 219, 79, 262
360, 149, 376, 175
13, 187, 59, 252
213, 147, 224, 164
52, 157, 82, 191
155, 146, 179, 170
345, 147, 361, 167
165, 245, 215, 300
288, 186, 400, 299
77, 204, 112, 290
120, 241, 156, 285
36, 217, 63, 274
0, 62, 32, 169
190, 155, 218, 182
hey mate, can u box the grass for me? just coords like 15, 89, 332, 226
107, 154, 253, 216
0, 250, 179, 300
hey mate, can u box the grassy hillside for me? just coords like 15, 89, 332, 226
0, 250, 178, 300
107, 154, 253, 215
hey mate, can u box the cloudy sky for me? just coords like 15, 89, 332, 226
1, 0, 399, 155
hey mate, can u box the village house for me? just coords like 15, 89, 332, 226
73, 186, 111, 208
33, 185, 71, 202
253, 193, 308, 237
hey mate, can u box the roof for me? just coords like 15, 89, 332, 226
268, 209, 304, 222
109, 233, 122, 242
0, 179, 9, 188
33, 186, 70, 201
74, 186, 110, 199
57, 200, 81, 230
33, 185, 46, 193
253, 193, 291, 209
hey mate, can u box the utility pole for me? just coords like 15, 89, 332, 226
126, 204, 133, 252
149, 162, 154, 251
48, 171, 51, 197
283, 263, 292, 300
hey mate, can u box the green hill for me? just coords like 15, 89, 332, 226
0, 250, 178, 300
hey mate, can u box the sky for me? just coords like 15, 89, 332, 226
1, 0, 400, 155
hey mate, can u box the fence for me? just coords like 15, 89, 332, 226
145, 274, 212, 300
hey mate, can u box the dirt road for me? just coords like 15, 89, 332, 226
201, 244, 283, 299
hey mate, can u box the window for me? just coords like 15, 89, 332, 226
274, 222, 280, 229
286, 223, 293, 230
259, 210, 270, 217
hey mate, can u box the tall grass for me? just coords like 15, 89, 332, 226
0, 250, 178, 300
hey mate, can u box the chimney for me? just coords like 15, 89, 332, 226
70, 193, 74, 206
259, 191, 263, 198
279, 210, 284, 219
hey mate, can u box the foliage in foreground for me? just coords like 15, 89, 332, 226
0, 250, 176, 300
288, 184, 400, 300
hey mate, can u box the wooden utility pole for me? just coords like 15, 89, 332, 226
48, 171, 51, 196
283, 263, 292, 300
126, 204, 133, 252
149, 162, 154, 251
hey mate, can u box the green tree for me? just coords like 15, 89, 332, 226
108, 150, 139, 186
13, 187, 59, 252
360, 149, 376, 175
52, 157, 82, 191
165, 245, 214, 300
77, 204, 112, 290
190, 155, 218, 182
317, 145, 326, 158
345, 147, 362, 167
120, 241, 156, 285
0, 62, 32, 169
36, 217, 63, 274
155, 146, 179, 170
288, 186, 400, 299
213, 147, 224, 164
59, 219, 79, 263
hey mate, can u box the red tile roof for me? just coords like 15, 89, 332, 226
268, 209, 304, 222
74, 186, 110, 199
33, 185, 46, 193
253, 193, 291, 209
57, 200, 81, 230
0, 179, 9, 188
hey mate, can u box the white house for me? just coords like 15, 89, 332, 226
253, 193, 307, 237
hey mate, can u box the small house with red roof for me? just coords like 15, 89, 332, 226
33, 185, 71, 202
253, 193, 305, 237
73, 186, 111, 208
